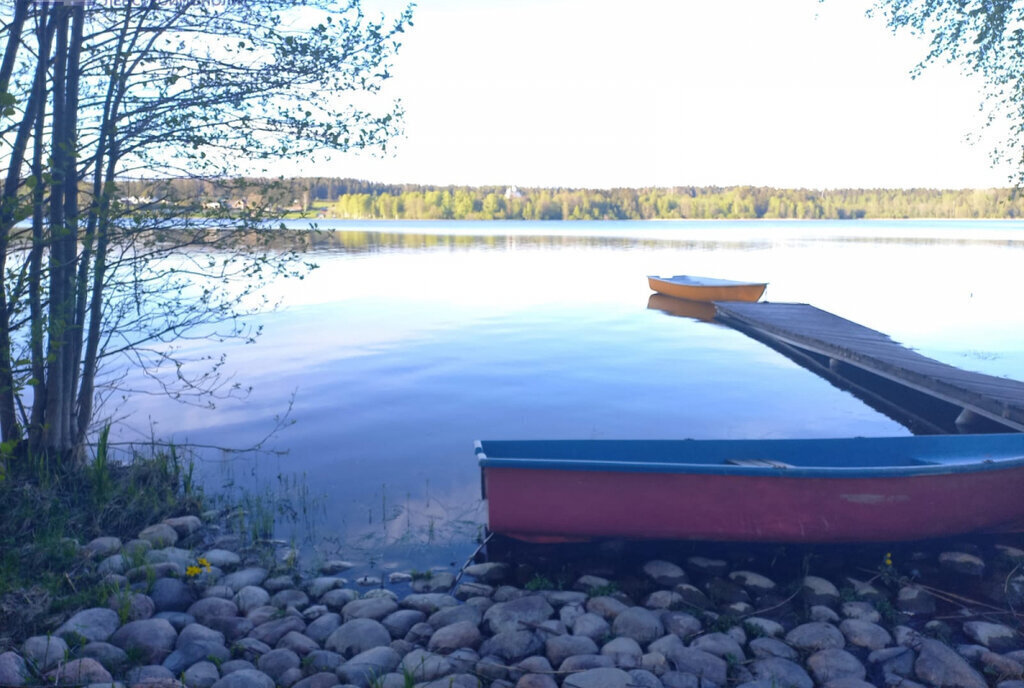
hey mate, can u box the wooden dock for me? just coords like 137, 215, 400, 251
714, 302, 1024, 433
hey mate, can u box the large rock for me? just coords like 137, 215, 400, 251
234, 586, 271, 614
897, 585, 936, 615
784, 622, 845, 652
138, 523, 178, 548
428, 620, 482, 653
806, 648, 866, 684
485, 595, 555, 634
54, 607, 121, 643
321, 588, 359, 611
337, 646, 401, 686
294, 673, 340, 688
690, 632, 744, 662
841, 601, 881, 623
402, 593, 460, 614
644, 591, 684, 610
601, 637, 643, 669
939, 551, 986, 577
22, 634, 69, 671
749, 657, 813, 688
249, 615, 306, 646
411, 571, 457, 593
611, 607, 664, 644
749, 638, 797, 661
464, 562, 509, 584
109, 617, 178, 664
151, 577, 196, 613
184, 660, 221, 688
560, 654, 616, 673
401, 648, 453, 681
301, 612, 340, 644
343, 597, 399, 621
914, 638, 987, 688
518, 674, 559, 688
163, 514, 202, 537
187, 597, 239, 625
963, 620, 1020, 653
563, 667, 633, 688
78, 641, 128, 671
660, 611, 701, 639
325, 618, 391, 658
729, 570, 776, 594
586, 596, 629, 620
211, 668, 275, 688
304, 650, 343, 674
802, 576, 840, 607
272, 589, 309, 610
479, 630, 543, 662
429, 604, 481, 629
163, 638, 231, 675
0, 652, 28, 687
572, 613, 611, 640
45, 657, 112, 685
219, 567, 269, 592
202, 548, 241, 570
125, 664, 175, 685
839, 618, 892, 650
278, 630, 319, 656
547, 635, 600, 667
743, 617, 783, 638
661, 647, 726, 686
642, 560, 688, 587
206, 615, 253, 642
257, 648, 300, 683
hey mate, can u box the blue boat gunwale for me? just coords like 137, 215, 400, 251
475, 435, 1024, 479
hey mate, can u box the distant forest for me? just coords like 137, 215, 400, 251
116, 178, 1024, 220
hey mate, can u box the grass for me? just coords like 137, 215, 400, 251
0, 439, 203, 649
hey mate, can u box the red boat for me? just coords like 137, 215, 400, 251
476, 435, 1024, 543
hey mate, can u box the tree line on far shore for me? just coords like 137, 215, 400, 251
117, 178, 1024, 220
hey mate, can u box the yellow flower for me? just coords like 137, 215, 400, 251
185, 565, 201, 578
198, 557, 211, 572
884, 552, 893, 567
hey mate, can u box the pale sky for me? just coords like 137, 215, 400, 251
304, 0, 1011, 189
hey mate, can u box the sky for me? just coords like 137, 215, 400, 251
305, 0, 1011, 190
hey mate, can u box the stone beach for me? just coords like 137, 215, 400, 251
3, 513, 1024, 687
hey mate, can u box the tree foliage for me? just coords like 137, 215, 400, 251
120, 178, 1024, 220
0, 0, 411, 460
871, 0, 1024, 185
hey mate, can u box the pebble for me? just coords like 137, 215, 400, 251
9, 516, 1024, 688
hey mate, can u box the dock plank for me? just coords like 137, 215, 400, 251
714, 302, 1024, 431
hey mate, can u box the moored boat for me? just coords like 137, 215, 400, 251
476, 434, 1024, 543
647, 274, 767, 302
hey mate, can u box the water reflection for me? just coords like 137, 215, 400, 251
646, 294, 719, 322
110, 220, 1024, 573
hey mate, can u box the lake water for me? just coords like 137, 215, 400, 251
113, 219, 1024, 575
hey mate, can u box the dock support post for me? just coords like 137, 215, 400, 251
955, 408, 981, 432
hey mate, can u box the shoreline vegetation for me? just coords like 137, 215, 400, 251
117, 178, 1024, 221
4, 448, 1024, 688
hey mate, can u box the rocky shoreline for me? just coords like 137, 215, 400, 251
2, 513, 1024, 688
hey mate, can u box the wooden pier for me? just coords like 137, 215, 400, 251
714, 302, 1024, 434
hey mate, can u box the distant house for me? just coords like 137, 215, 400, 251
504, 186, 523, 200
120, 195, 155, 205
202, 200, 224, 210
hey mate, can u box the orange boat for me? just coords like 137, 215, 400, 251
647, 274, 767, 302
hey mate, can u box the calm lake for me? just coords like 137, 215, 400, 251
114, 219, 1024, 575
